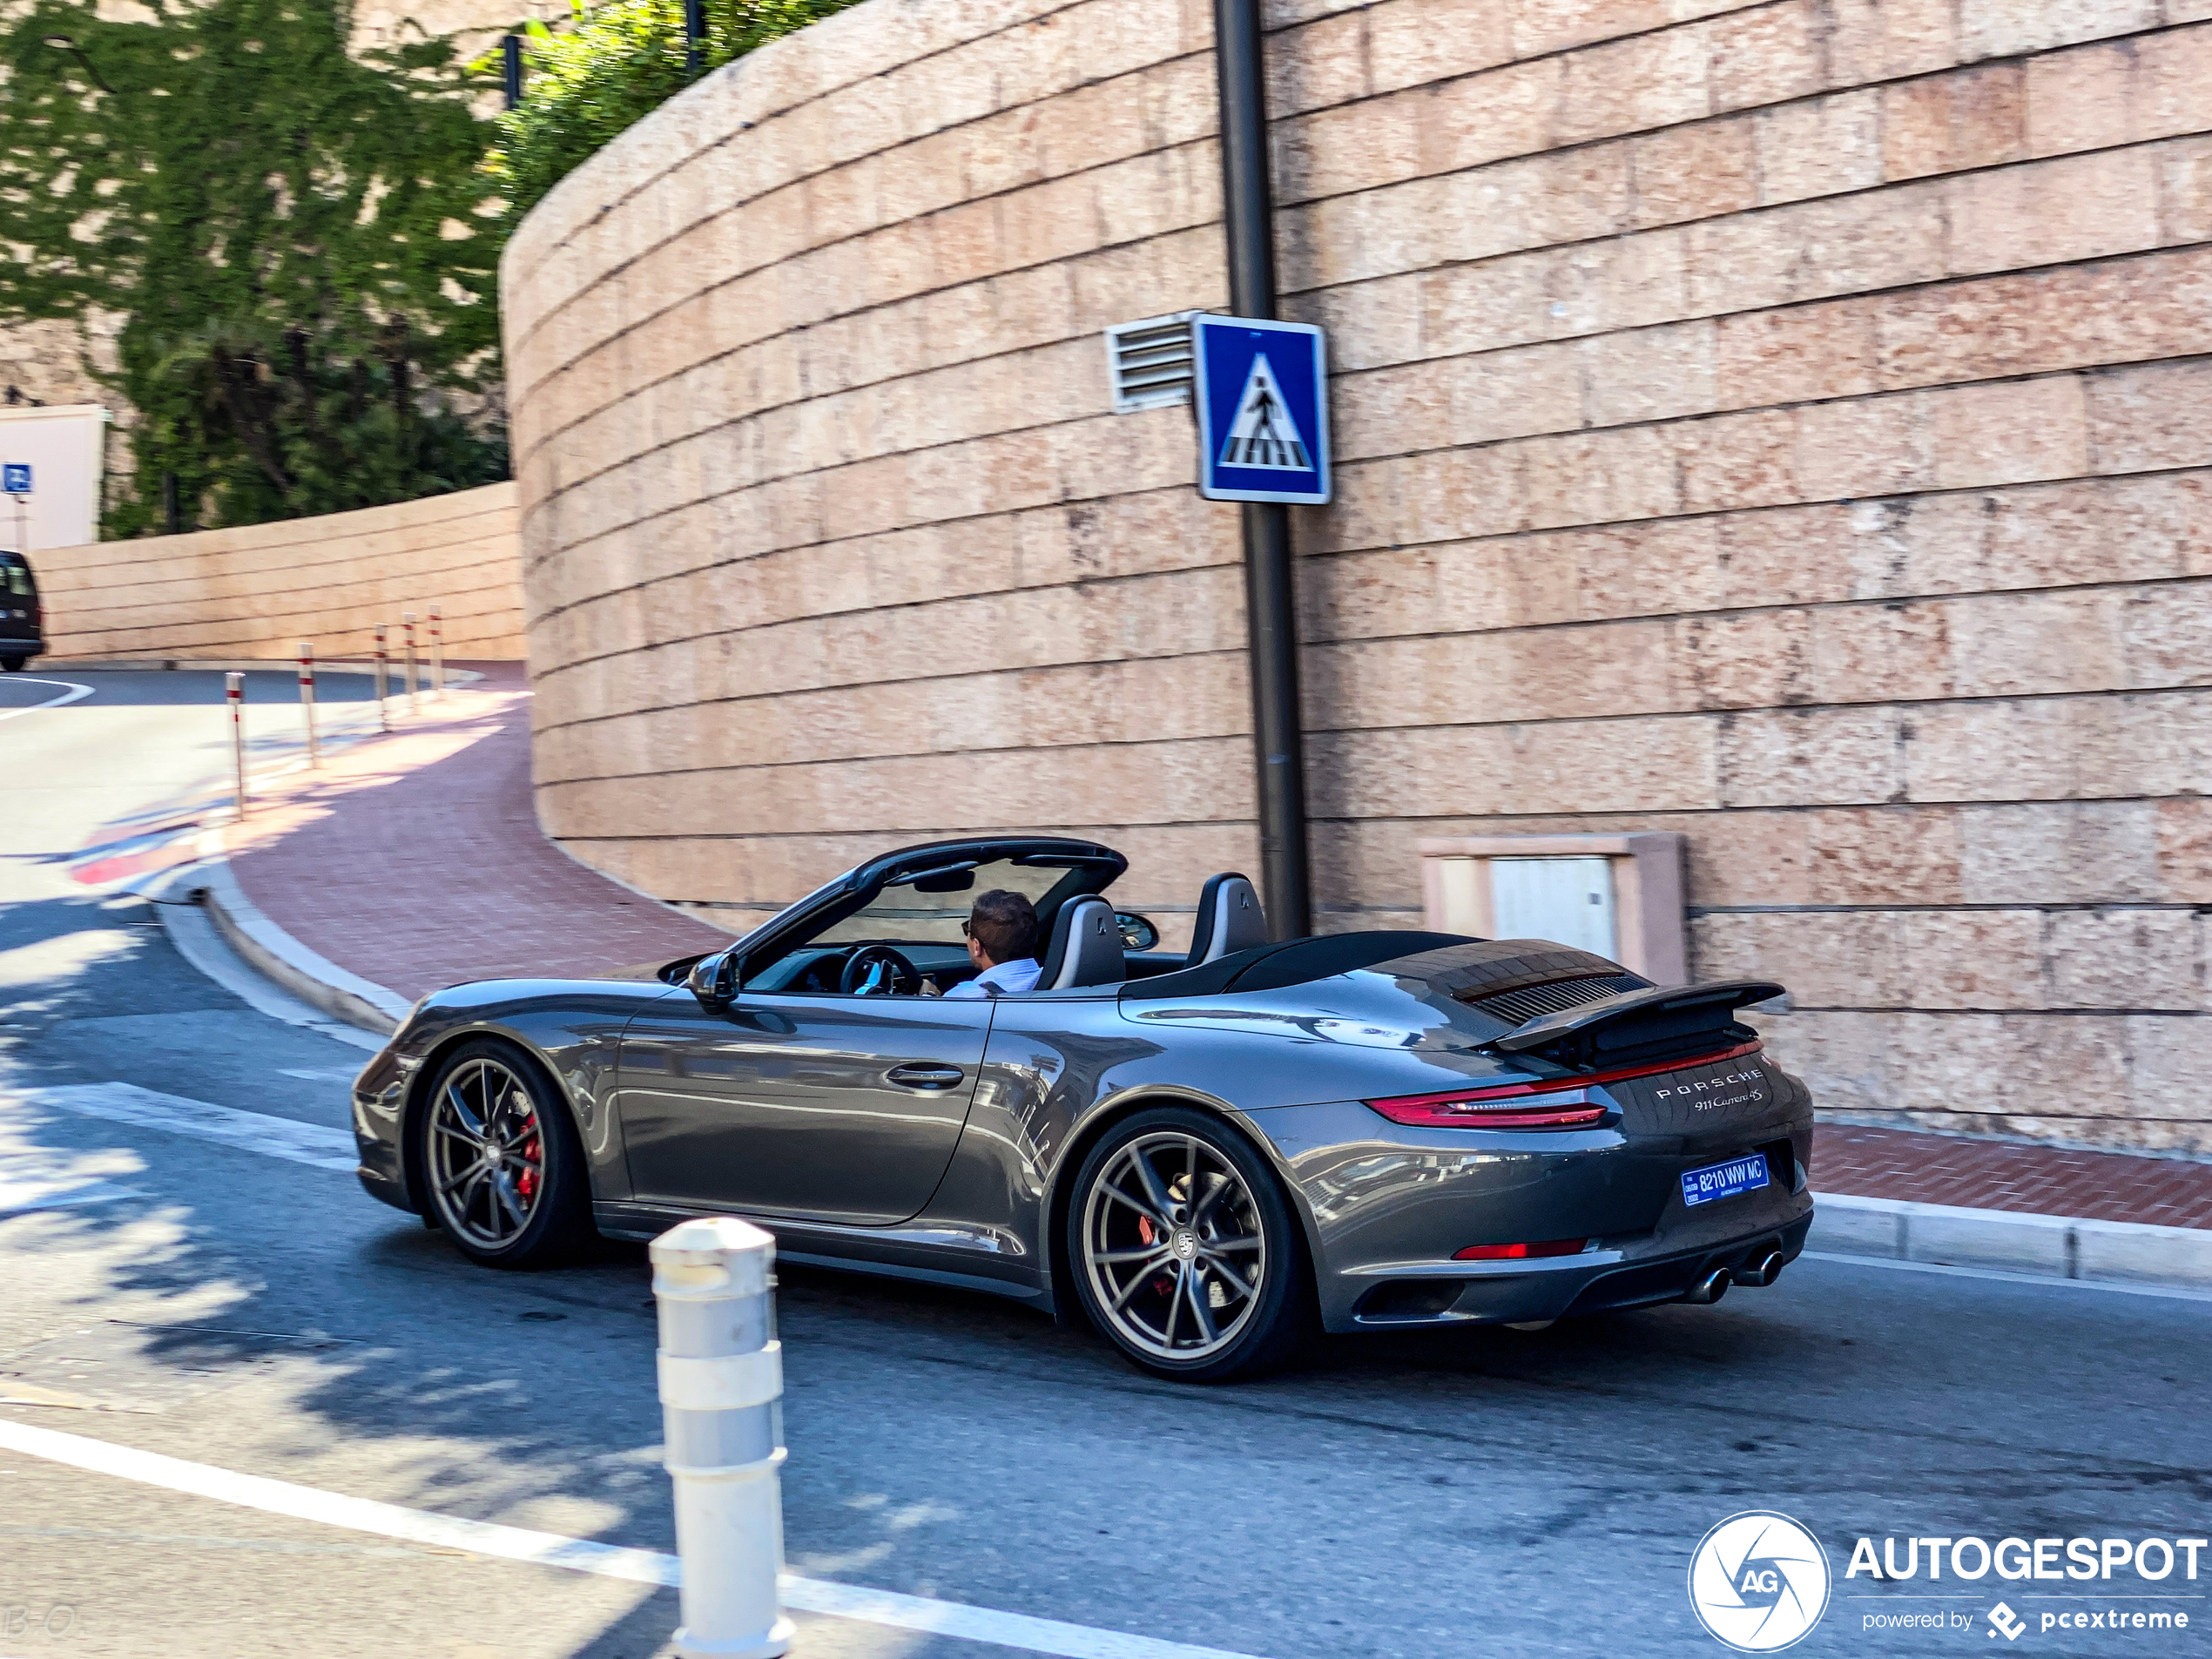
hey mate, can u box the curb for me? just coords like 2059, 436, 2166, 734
42, 658, 487, 683
1808, 1191, 2212, 1293
185, 859, 409, 1037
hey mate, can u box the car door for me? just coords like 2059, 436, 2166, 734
613, 989, 992, 1225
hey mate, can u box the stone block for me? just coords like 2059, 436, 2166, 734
1805, 1197, 1905, 1258
1909, 1204, 2074, 1272
2048, 909, 2204, 1010
1671, 408, 1800, 515
1555, 27, 1710, 145
1795, 392, 1936, 501
1932, 374, 2090, 489
1959, 0, 2159, 63
1418, 59, 1563, 177
1625, 118, 1758, 230
1944, 145, 2161, 278
1827, 0, 1957, 83
1755, 90, 1883, 206
1714, 300, 1879, 410
1580, 318, 1717, 427
1717, 705, 1905, 807
1705, 0, 1823, 112
2086, 358, 2212, 475
1882, 62, 2025, 183
1368, 0, 1514, 91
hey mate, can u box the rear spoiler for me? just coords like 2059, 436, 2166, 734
1490, 979, 1785, 1064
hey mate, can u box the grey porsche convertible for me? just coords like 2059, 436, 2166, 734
352, 836, 1813, 1381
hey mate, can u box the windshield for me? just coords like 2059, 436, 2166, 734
812, 857, 1088, 948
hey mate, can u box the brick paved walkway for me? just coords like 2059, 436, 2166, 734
205, 672, 2209, 1231
1812, 1123, 2212, 1230
222, 664, 728, 1001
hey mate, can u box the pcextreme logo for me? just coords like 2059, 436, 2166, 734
1689, 1511, 1834, 1652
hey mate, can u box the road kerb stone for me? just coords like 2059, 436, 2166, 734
1810, 1191, 2212, 1291
192, 858, 409, 1036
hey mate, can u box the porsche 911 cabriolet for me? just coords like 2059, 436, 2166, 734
352, 836, 1813, 1380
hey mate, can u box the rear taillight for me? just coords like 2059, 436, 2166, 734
1453, 1238, 1587, 1261
1363, 1039, 1763, 1130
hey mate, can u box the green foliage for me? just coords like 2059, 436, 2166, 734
0, 0, 508, 535
485, 0, 860, 223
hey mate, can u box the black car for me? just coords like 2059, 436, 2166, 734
0, 551, 42, 671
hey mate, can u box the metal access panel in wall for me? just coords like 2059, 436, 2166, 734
1488, 857, 1617, 957
1103, 311, 1201, 413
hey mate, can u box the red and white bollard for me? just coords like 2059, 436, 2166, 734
226, 671, 247, 816
428, 604, 444, 700
401, 612, 420, 717
373, 624, 389, 732
297, 639, 320, 769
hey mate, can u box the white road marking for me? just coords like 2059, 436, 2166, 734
0, 678, 94, 722
1801, 1250, 2212, 1303
19, 1082, 356, 1172
0, 1418, 1270, 1659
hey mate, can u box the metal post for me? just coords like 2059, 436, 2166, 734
1214, 0, 1312, 939
401, 611, 419, 716
684, 0, 705, 80
373, 624, 389, 732
501, 32, 523, 109
226, 671, 247, 816
428, 604, 444, 700
297, 639, 320, 769
651, 1217, 792, 1659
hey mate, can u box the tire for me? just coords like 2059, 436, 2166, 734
417, 1038, 593, 1268
1067, 1105, 1316, 1382
0, 657, 24, 673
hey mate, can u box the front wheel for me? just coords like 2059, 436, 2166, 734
418, 1038, 592, 1267
0, 656, 24, 673
1068, 1105, 1315, 1382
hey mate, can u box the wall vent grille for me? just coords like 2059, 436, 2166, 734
1103, 311, 1201, 413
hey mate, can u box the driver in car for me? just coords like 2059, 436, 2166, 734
931, 889, 1042, 998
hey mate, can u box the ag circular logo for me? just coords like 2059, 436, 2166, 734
1688, 1511, 1831, 1652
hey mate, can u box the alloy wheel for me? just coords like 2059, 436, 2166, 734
1080, 1131, 1266, 1361
427, 1055, 546, 1251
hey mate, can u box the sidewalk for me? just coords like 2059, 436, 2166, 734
162, 675, 2210, 1288
213, 664, 728, 1001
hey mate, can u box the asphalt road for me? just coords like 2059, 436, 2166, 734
2, 669, 2207, 1659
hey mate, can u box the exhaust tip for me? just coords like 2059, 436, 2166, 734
1683, 1267, 1730, 1305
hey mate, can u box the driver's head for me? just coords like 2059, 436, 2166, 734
964, 889, 1039, 968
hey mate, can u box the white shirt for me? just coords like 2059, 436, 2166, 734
944, 956, 1042, 999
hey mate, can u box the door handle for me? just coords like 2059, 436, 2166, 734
886, 1062, 966, 1089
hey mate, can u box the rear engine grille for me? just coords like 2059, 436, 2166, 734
1463, 974, 1648, 1028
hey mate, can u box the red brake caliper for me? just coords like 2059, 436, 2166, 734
516, 1111, 541, 1202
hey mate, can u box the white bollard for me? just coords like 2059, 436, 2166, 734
225, 671, 247, 815
651, 1217, 793, 1659
401, 611, 419, 716
297, 639, 320, 769
428, 604, 445, 700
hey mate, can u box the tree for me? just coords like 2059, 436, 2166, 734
0, 0, 508, 535
489, 0, 859, 223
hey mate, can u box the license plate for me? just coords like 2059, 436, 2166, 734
1681, 1153, 1770, 1208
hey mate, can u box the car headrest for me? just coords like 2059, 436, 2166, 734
1186, 872, 1267, 966
1036, 894, 1126, 990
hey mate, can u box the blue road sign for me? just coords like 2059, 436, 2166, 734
1191, 315, 1330, 505
1, 463, 29, 496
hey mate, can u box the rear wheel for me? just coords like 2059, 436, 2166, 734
1068, 1105, 1314, 1382
418, 1039, 591, 1267
0, 657, 24, 673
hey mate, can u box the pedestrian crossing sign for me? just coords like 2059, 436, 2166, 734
1192, 315, 1331, 504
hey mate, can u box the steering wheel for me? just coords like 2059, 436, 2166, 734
840, 944, 921, 996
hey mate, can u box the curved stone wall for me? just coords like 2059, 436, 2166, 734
38, 481, 523, 662
507, 0, 2212, 1150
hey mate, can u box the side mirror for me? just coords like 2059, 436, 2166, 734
1116, 911, 1160, 952
686, 950, 738, 1010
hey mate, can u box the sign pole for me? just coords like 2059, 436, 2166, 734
1213, 0, 1312, 939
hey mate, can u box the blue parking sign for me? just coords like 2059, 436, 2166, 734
1192, 315, 1330, 505
1, 463, 29, 496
